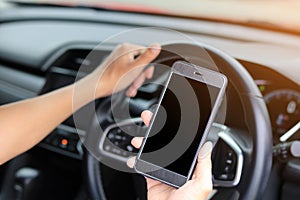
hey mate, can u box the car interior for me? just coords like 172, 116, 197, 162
0, 1, 299, 200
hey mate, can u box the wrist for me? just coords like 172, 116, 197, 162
77, 74, 110, 100
71, 76, 97, 110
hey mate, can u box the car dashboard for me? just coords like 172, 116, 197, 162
0, 2, 299, 200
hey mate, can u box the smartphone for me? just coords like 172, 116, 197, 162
134, 61, 227, 188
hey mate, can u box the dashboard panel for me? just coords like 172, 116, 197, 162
0, 20, 299, 158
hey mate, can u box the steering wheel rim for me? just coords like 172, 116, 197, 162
83, 42, 273, 200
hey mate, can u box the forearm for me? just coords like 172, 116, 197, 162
0, 77, 94, 164
0, 43, 160, 165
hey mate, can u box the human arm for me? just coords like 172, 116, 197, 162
0, 43, 161, 165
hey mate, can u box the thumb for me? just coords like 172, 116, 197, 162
132, 43, 161, 67
182, 142, 213, 199
192, 141, 213, 195
194, 141, 213, 179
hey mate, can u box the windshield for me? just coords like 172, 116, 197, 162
6, 0, 300, 34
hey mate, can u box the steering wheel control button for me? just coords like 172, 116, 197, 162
112, 148, 121, 154
99, 118, 142, 161
105, 145, 110, 151
213, 140, 237, 181
212, 131, 243, 187
115, 135, 122, 140
108, 133, 115, 140
126, 145, 134, 152
105, 127, 138, 153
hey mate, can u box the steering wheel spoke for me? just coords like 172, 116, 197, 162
99, 118, 143, 162
211, 124, 244, 188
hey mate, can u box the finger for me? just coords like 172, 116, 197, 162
104, 43, 141, 64
145, 177, 163, 189
120, 43, 145, 59
117, 65, 145, 96
125, 86, 138, 97
125, 77, 144, 97
126, 74, 145, 97
125, 71, 146, 97
129, 44, 147, 59
188, 142, 213, 198
125, 66, 154, 97
119, 43, 152, 63
134, 66, 154, 88
193, 141, 213, 180
133, 74, 146, 88
141, 110, 153, 127
126, 156, 136, 168
133, 43, 161, 67
131, 137, 143, 148
145, 66, 154, 79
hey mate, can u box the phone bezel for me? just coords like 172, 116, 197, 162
135, 61, 227, 188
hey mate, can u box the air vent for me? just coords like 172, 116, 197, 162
41, 48, 110, 94
38, 47, 112, 159
52, 49, 109, 74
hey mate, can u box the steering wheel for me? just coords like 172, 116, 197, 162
82, 43, 273, 200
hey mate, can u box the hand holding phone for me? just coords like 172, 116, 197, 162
127, 110, 213, 200
135, 61, 227, 188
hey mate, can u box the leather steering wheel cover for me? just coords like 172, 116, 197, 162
203, 44, 273, 200
83, 43, 273, 200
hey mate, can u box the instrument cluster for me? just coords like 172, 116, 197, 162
256, 80, 300, 144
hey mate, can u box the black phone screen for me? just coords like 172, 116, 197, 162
140, 73, 220, 176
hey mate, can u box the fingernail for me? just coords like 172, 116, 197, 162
126, 87, 136, 97
133, 137, 143, 144
149, 43, 161, 53
145, 66, 154, 79
130, 89, 137, 97
142, 110, 153, 119
198, 141, 213, 160
127, 156, 136, 168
